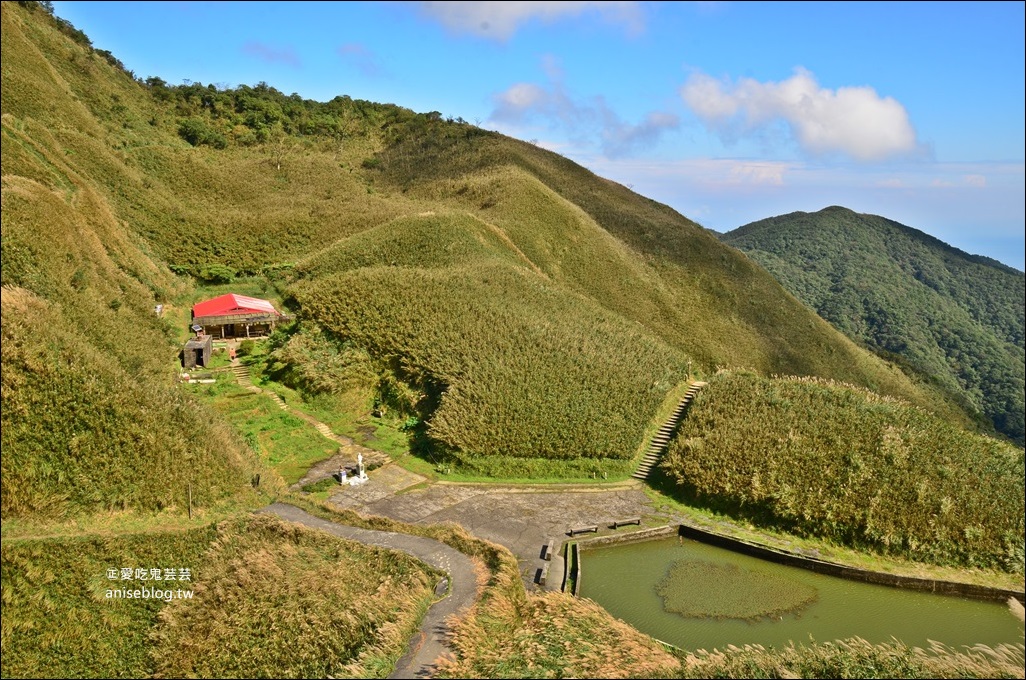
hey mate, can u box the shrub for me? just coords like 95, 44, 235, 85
196, 264, 236, 284
236, 339, 256, 357
177, 118, 228, 149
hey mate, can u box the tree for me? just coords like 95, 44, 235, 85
267, 124, 294, 172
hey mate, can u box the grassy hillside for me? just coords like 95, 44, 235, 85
1, 514, 440, 679
662, 370, 1025, 572
368, 119, 958, 397
1, 0, 980, 494
290, 210, 690, 474
1, 525, 217, 678
721, 206, 1026, 446
1, 3, 269, 519
2, 5, 1024, 677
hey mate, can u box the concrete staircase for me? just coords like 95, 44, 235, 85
231, 364, 286, 410
231, 364, 253, 387
632, 381, 707, 481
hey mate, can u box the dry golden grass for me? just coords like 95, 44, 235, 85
674, 637, 1026, 679
149, 513, 439, 679
437, 579, 679, 678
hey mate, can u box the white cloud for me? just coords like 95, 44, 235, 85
573, 156, 1024, 269
582, 157, 797, 192
729, 161, 788, 186
491, 79, 677, 158
492, 83, 550, 119
963, 174, 987, 187
602, 111, 681, 159
416, 1, 643, 40
680, 68, 923, 162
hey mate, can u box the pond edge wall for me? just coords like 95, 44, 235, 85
572, 522, 1025, 605
679, 522, 1026, 606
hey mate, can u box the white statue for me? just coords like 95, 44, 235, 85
348, 453, 369, 486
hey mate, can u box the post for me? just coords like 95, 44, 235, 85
188, 482, 192, 519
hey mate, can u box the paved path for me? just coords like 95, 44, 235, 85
259, 502, 479, 679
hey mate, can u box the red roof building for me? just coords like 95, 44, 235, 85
191, 293, 285, 339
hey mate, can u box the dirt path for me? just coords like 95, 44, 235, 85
259, 502, 479, 679
228, 358, 390, 489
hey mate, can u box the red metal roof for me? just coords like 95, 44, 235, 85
192, 293, 280, 319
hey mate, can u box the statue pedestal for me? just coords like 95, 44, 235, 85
344, 454, 369, 486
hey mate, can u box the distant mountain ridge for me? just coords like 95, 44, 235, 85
721, 206, 1026, 445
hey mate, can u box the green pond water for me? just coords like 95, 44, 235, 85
578, 537, 1025, 652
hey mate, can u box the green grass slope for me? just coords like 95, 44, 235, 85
370, 123, 958, 398
663, 370, 1025, 572
1, 525, 217, 679
721, 206, 1026, 446
2, 5, 1024, 677
1, 3, 263, 519
291, 211, 689, 474
2, 0, 976, 487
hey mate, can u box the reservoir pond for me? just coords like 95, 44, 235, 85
578, 536, 1025, 652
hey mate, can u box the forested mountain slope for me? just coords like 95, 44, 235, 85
722, 206, 1025, 446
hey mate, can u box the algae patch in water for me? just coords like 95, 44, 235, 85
656, 559, 818, 621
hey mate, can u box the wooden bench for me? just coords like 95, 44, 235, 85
568, 525, 598, 536
543, 539, 556, 561
612, 517, 641, 528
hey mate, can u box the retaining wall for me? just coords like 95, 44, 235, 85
566, 522, 1024, 605
678, 522, 1026, 606
575, 525, 678, 551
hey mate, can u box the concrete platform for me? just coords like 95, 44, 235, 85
328, 477, 654, 591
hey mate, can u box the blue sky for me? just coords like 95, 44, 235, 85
51, 1, 1025, 270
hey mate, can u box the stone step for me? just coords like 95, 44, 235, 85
634, 381, 706, 480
